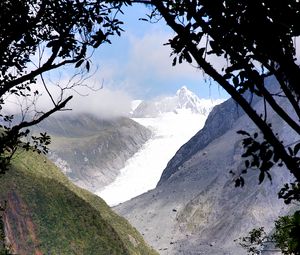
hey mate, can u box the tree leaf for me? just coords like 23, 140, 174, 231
86, 61, 90, 72
288, 147, 294, 156
258, 171, 265, 184
172, 57, 177, 66
237, 130, 250, 136
294, 143, 300, 155
75, 59, 84, 68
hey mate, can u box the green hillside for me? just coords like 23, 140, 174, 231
0, 149, 157, 255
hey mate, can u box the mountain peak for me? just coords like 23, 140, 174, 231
176, 85, 189, 93
176, 86, 194, 98
176, 86, 200, 111
132, 87, 223, 117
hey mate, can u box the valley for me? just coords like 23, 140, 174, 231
36, 115, 152, 192
45, 87, 222, 206
1, 2, 299, 254
98, 109, 208, 206
1, 84, 294, 255
116, 77, 296, 254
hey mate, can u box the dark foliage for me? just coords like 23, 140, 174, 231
273, 210, 300, 255
239, 210, 300, 255
137, 0, 300, 204
236, 227, 269, 255
0, 0, 130, 173
0, 0, 131, 251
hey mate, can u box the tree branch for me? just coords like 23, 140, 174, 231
153, 0, 300, 181
183, 3, 300, 135
0, 43, 86, 97
9, 95, 73, 135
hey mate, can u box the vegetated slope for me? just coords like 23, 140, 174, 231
0, 149, 158, 255
116, 77, 295, 255
35, 114, 151, 192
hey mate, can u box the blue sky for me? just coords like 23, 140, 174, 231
89, 4, 229, 100
5, 4, 229, 118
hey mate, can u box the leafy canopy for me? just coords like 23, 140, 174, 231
138, 0, 300, 204
0, 0, 130, 173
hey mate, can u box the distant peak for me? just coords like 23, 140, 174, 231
176, 86, 198, 101
179, 85, 188, 91
176, 86, 191, 96
132, 86, 222, 117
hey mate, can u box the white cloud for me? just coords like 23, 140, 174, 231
67, 87, 132, 119
89, 28, 228, 99
2, 27, 229, 122
3, 75, 132, 120
126, 30, 202, 80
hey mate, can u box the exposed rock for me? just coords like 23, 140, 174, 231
116, 77, 295, 254
35, 115, 152, 192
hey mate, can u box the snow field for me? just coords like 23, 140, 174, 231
97, 109, 207, 206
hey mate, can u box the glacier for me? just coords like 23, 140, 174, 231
97, 87, 223, 206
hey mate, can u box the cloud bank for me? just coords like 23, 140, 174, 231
3, 78, 132, 121
67, 87, 132, 119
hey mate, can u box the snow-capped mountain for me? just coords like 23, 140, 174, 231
98, 87, 223, 205
132, 86, 223, 117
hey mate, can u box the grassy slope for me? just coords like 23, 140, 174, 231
0, 150, 157, 255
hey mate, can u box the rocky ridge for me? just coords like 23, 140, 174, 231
116, 77, 295, 255
35, 114, 152, 192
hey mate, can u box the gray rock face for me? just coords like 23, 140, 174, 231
158, 89, 262, 186
116, 79, 296, 255
36, 115, 152, 192
157, 98, 243, 186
